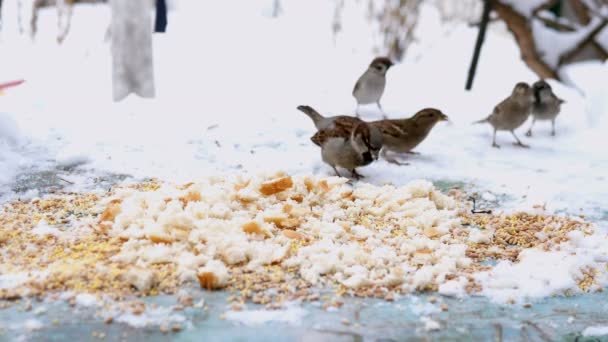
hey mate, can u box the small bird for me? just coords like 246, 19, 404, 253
474, 82, 534, 148
352, 57, 394, 118
370, 108, 448, 165
297, 105, 383, 179
525, 80, 565, 137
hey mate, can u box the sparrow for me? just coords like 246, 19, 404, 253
525, 80, 565, 137
297, 105, 383, 179
370, 108, 449, 165
474, 82, 534, 148
352, 57, 394, 118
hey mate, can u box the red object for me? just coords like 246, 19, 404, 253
0, 80, 25, 91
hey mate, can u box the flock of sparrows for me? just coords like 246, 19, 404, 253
298, 57, 565, 179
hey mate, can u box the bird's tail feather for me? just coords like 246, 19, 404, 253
472, 117, 490, 125
297, 105, 324, 127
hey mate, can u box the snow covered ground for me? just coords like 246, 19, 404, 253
1, 1, 608, 337
2, 1, 605, 221
0, 3, 606, 217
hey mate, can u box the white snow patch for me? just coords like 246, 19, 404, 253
500, 0, 546, 17
0, 271, 48, 290
22, 319, 45, 332
421, 316, 441, 331
31, 220, 62, 237
114, 307, 186, 328
75, 293, 99, 307
438, 277, 467, 298
474, 246, 598, 303
224, 305, 308, 326
582, 326, 608, 337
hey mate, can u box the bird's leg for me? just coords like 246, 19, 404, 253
525, 118, 536, 137
331, 166, 342, 178
350, 169, 364, 180
551, 120, 556, 136
377, 101, 387, 119
511, 131, 529, 148
382, 149, 409, 166
492, 129, 500, 148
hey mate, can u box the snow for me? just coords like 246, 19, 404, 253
438, 277, 467, 298
224, 305, 308, 326
499, 0, 547, 17
421, 316, 441, 331
0, 112, 26, 193
114, 307, 187, 328
582, 326, 608, 337
75, 293, 99, 307
0, 0, 607, 304
474, 227, 608, 303
21, 319, 44, 332
0, 271, 49, 290
31, 220, 62, 237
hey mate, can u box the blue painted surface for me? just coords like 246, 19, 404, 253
1, 290, 608, 341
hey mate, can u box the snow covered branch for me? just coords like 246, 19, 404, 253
495, 0, 608, 80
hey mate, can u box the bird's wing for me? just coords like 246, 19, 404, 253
310, 132, 324, 146
311, 116, 362, 146
373, 120, 407, 138
492, 98, 511, 119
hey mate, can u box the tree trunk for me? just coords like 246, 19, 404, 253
493, 1, 559, 80
110, 0, 155, 101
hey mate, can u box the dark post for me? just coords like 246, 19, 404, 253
154, 0, 167, 33
465, 0, 493, 90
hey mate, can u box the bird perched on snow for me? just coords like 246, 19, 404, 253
297, 105, 383, 179
370, 108, 449, 165
525, 80, 565, 137
474, 82, 534, 148
352, 57, 394, 118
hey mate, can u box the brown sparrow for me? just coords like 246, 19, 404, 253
297, 105, 383, 179
370, 108, 448, 165
352, 57, 394, 118
474, 82, 534, 148
525, 80, 565, 137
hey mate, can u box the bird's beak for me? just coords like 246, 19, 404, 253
440, 113, 449, 122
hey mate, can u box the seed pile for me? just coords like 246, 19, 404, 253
461, 211, 594, 262
0, 174, 605, 308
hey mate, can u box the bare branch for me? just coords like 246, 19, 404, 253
533, 13, 577, 32
571, 0, 592, 25
558, 19, 608, 66
591, 41, 608, 59
493, 1, 559, 80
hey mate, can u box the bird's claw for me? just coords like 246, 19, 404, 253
492, 143, 501, 149
350, 170, 365, 180
513, 142, 530, 148
525, 130, 532, 137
